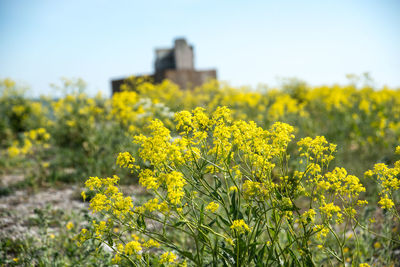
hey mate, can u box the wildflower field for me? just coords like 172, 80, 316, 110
0, 76, 399, 266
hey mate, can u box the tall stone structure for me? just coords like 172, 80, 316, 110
111, 38, 217, 94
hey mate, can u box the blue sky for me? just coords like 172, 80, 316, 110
0, 0, 399, 97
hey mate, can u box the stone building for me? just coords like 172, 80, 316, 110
111, 38, 217, 94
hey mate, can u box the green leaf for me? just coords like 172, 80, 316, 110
208, 218, 216, 227
214, 175, 222, 190
174, 221, 186, 227
255, 244, 266, 265
230, 191, 237, 218
216, 214, 230, 227
180, 250, 195, 262
136, 215, 146, 230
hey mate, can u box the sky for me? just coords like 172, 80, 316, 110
0, 0, 399, 97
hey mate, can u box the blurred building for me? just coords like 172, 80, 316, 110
111, 38, 217, 94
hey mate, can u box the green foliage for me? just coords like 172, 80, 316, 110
0, 206, 112, 266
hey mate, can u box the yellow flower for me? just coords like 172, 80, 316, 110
313, 224, 329, 241
161, 171, 187, 205
116, 152, 135, 168
319, 202, 341, 220
112, 253, 122, 264
138, 198, 161, 213
205, 201, 219, 212
160, 251, 177, 264
85, 176, 102, 190
89, 193, 110, 213
144, 239, 160, 248
378, 195, 394, 209
229, 186, 238, 192
41, 162, 50, 168
12, 105, 26, 116
300, 209, 316, 224
92, 221, 107, 236
225, 237, 234, 246
81, 191, 87, 201
125, 240, 142, 255
138, 169, 160, 190
374, 242, 381, 249
230, 219, 250, 234
297, 136, 336, 166
7, 146, 20, 158
66, 120, 76, 127
66, 221, 74, 230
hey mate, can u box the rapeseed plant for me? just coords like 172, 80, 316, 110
79, 106, 399, 266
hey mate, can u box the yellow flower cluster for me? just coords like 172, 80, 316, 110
66, 221, 74, 230
365, 163, 400, 192
125, 240, 142, 256
205, 201, 219, 212
242, 180, 273, 201
135, 198, 169, 214
76, 228, 90, 247
365, 151, 400, 210
116, 151, 136, 168
109, 91, 142, 127
319, 202, 342, 220
7, 128, 50, 157
160, 251, 177, 264
324, 167, 366, 199
85, 175, 133, 218
134, 119, 184, 169
138, 169, 160, 190
230, 219, 250, 234
111, 235, 162, 263
298, 136, 336, 167
378, 194, 395, 210
52, 93, 103, 127
78, 104, 391, 265
160, 171, 187, 205
300, 209, 316, 224
268, 94, 306, 120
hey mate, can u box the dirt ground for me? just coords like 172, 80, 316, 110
0, 178, 144, 241
0, 185, 86, 240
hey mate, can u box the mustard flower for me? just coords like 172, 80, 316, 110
144, 239, 160, 248
125, 240, 142, 255
230, 219, 250, 234
160, 251, 177, 264
66, 221, 74, 230
300, 209, 316, 224
205, 201, 219, 212
89, 193, 110, 213
378, 195, 394, 209
319, 202, 341, 220
116, 151, 135, 168
138, 169, 160, 190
